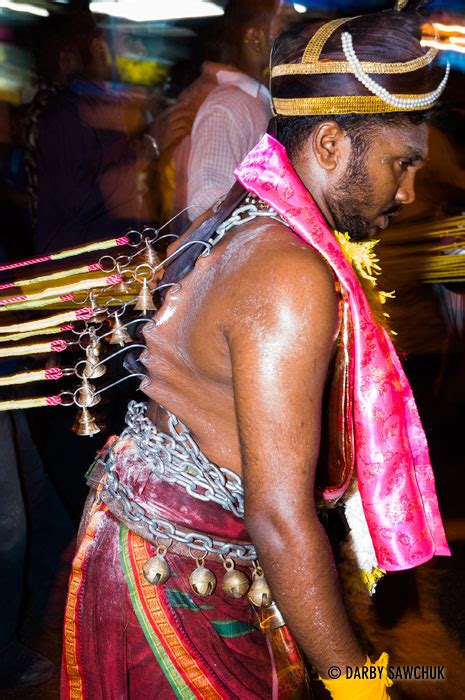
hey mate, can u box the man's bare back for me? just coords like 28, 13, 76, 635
140, 215, 367, 671
142, 217, 339, 475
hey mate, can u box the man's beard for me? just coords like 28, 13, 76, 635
327, 154, 376, 241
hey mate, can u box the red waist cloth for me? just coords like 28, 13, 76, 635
97, 433, 251, 543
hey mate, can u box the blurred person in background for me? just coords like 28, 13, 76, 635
22, 15, 84, 241
30, 9, 157, 256
0, 98, 74, 691
186, 0, 292, 221
154, 0, 297, 232
21, 10, 156, 523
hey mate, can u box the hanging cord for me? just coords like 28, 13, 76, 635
0, 395, 64, 411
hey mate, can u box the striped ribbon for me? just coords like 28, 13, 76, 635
0, 339, 68, 358
0, 367, 64, 387
0, 323, 74, 344
0, 236, 129, 273
0, 394, 62, 411
0, 262, 102, 291
0, 308, 93, 335
0, 274, 122, 310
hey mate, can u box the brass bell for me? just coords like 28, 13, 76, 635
142, 546, 170, 585
144, 241, 160, 268
114, 276, 132, 296
189, 557, 216, 597
76, 377, 100, 408
83, 340, 106, 379
247, 566, 273, 607
134, 278, 156, 315
72, 407, 101, 437
109, 315, 131, 346
221, 557, 250, 599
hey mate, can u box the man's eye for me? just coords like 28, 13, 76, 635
398, 160, 410, 169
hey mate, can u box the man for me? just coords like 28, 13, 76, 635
185, 0, 287, 221
154, 0, 299, 231
62, 9, 450, 699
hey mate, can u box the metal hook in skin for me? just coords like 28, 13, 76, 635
71, 370, 145, 407
94, 372, 147, 397
146, 206, 196, 243
155, 239, 213, 272
152, 282, 182, 296
152, 233, 179, 246
74, 343, 147, 379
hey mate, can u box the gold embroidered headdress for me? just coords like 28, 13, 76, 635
270, 8, 449, 116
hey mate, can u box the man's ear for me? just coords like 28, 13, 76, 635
244, 26, 266, 55
312, 121, 347, 172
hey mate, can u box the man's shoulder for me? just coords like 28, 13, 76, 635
218, 219, 338, 316
199, 83, 260, 113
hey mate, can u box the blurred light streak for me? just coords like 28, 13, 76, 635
0, 0, 49, 15
433, 22, 465, 35
89, 0, 223, 22
422, 38, 465, 54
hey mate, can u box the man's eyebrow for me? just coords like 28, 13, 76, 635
402, 147, 427, 163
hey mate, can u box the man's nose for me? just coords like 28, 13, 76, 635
395, 171, 416, 206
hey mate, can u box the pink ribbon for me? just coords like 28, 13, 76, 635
235, 134, 450, 571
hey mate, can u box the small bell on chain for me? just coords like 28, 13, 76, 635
144, 240, 160, 268
76, 376, 100, 408
72, 407, 101, 437
143, 544, 171, 585
189, 556, 216, 597
114, 275, 132, 296
134, 278, 156, 315
221, 556, 250, 599
109, 314, 131, 346
247, 565, 273, 607
83, 338, 106, 379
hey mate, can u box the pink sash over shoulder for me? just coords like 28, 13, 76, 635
235, 134, 450, 572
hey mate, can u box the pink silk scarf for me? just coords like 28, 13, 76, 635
234, 134, 450, 572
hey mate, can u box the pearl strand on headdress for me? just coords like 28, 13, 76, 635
341, 31, 449, 110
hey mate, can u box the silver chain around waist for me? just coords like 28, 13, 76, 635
100, 402, 257, 561
122, 401, 244, 517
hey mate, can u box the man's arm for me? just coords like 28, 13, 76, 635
225, 238, 366, 674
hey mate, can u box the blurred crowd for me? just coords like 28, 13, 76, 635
0, 0, 463, 693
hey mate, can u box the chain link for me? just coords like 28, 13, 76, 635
202, 198, 286, 253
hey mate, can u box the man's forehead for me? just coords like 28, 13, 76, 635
376, 122, 429, 160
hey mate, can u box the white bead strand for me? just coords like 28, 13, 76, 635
341, 31, 450, 110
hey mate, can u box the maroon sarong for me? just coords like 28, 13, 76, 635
61, 434, 309, 699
